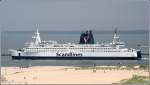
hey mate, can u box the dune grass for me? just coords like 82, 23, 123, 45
63, 64, 148, 71
120, 75, 149, 84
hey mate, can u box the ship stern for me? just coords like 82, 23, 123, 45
137, 51, 142, 59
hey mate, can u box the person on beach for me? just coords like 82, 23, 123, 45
24, 77, 26, 80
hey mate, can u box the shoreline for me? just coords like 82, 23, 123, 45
1, 65, 149, 84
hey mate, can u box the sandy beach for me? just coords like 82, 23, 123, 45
1, 66, 149, 84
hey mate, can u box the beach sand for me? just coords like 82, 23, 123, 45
1, 66, 149, 84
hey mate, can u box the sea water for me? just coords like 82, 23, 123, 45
1, 30, 149, 67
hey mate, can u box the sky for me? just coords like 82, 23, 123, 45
0, 0, 148, 31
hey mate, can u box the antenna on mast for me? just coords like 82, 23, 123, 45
32, 24, 41, 45
112, 27, 120, 45
114, 27, 118, 35
36, 24, 39, 32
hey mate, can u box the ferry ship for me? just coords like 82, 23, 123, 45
9, 29, 141, 60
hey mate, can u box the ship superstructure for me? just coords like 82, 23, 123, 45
9, 29, 141, 60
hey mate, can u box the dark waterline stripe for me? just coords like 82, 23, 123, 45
12, 56, 139, 60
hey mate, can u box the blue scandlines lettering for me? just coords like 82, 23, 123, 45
56, 52, 83, 57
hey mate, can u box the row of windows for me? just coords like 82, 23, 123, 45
25, 49, 121, 52
25, 49, 120, 51
26, 48, 67, 49
24, 51, 120, 52
26, 47, 116, 49
80, 50, 121, 52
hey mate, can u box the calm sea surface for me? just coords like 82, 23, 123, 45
1, 30, 149, 67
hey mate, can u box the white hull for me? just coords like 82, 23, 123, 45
10, 49, 138, 58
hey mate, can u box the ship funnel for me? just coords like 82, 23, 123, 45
79, 30, 95, 44
88, 30, 94, 44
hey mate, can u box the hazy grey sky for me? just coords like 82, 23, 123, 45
0, 0, 148, 31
